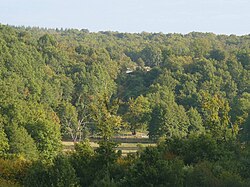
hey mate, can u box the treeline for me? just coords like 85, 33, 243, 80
0, 138, 250, 187
0, 24, 250, 186
2, 138, 250, 186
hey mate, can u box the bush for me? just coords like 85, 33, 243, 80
25, 155, 79, 187
0, 158, 30, 184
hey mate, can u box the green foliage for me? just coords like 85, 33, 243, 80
125, 147, 185, 187
0, 24, 250, 186
140, 46, 162, 67
70, 141, 95, 186
199, 91, 235, 140
70, 141, 122, 186
26, 119, 61, 159
0, 127, 9, 156
7, 125, 39, 160
90, 97, 122, 140
125, 95, 151, 134
0, 158, 30, 185
209, 49, 226, 61
49, 155, 80, 187
185, 161, 248, 187
22, 135, 250, 187
232, 92, 250, 141
25, 156, 79, 187
56, 102, 82, 141
74, 140, 94, 157
24, 161, 51, 187
147, 85, 190, 140
187, 107, 205, 136
237, 50, 250, 70
166, 135, 222, 164
95, 141, 120, 168
0, 179, 22, 187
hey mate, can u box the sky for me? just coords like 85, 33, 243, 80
1, 0, 250, 35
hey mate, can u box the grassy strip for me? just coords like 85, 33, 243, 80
62, 141, 156, 153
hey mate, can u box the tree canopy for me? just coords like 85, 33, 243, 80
0, 24, 250, 186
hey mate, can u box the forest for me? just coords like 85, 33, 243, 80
0, 24, 250, 186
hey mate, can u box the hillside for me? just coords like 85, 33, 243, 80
0, 24, 250, 186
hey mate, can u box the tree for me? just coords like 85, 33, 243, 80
74, 140, 94, 157
91, 99, 122, 140
166, 134, 222, 164
199, 91, 235, 140
190, 38, 211, 58
125, 147, 185, 187
187, 107, 205, 136
24, 161, 51, 187
140, 46, 162, 67
49, 155, 80, 187
57, 102, 86, 142
38, 34, 57, 48
209, 49, 226, 61
7, 125, 38, 160
154, 70, 177, 90
0, 127, 9, 156
147, 85, 190, 140
125, 95, 151, 135
26, 119, 61, 160
237, 50, 250, 70
233, 93, 250, 142
71, 140, 94, 186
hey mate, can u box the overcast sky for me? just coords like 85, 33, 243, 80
1, 0, 250, 35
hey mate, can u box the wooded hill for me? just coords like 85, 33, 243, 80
0, 24, 250, 186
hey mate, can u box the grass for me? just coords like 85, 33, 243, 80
62, 132, 156, 155
62, 141, 156, 155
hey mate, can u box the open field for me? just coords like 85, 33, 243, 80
62, 140, 156, 156
63, 132, 156, 155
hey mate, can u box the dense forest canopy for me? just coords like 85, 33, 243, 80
0, 24, 250, 186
